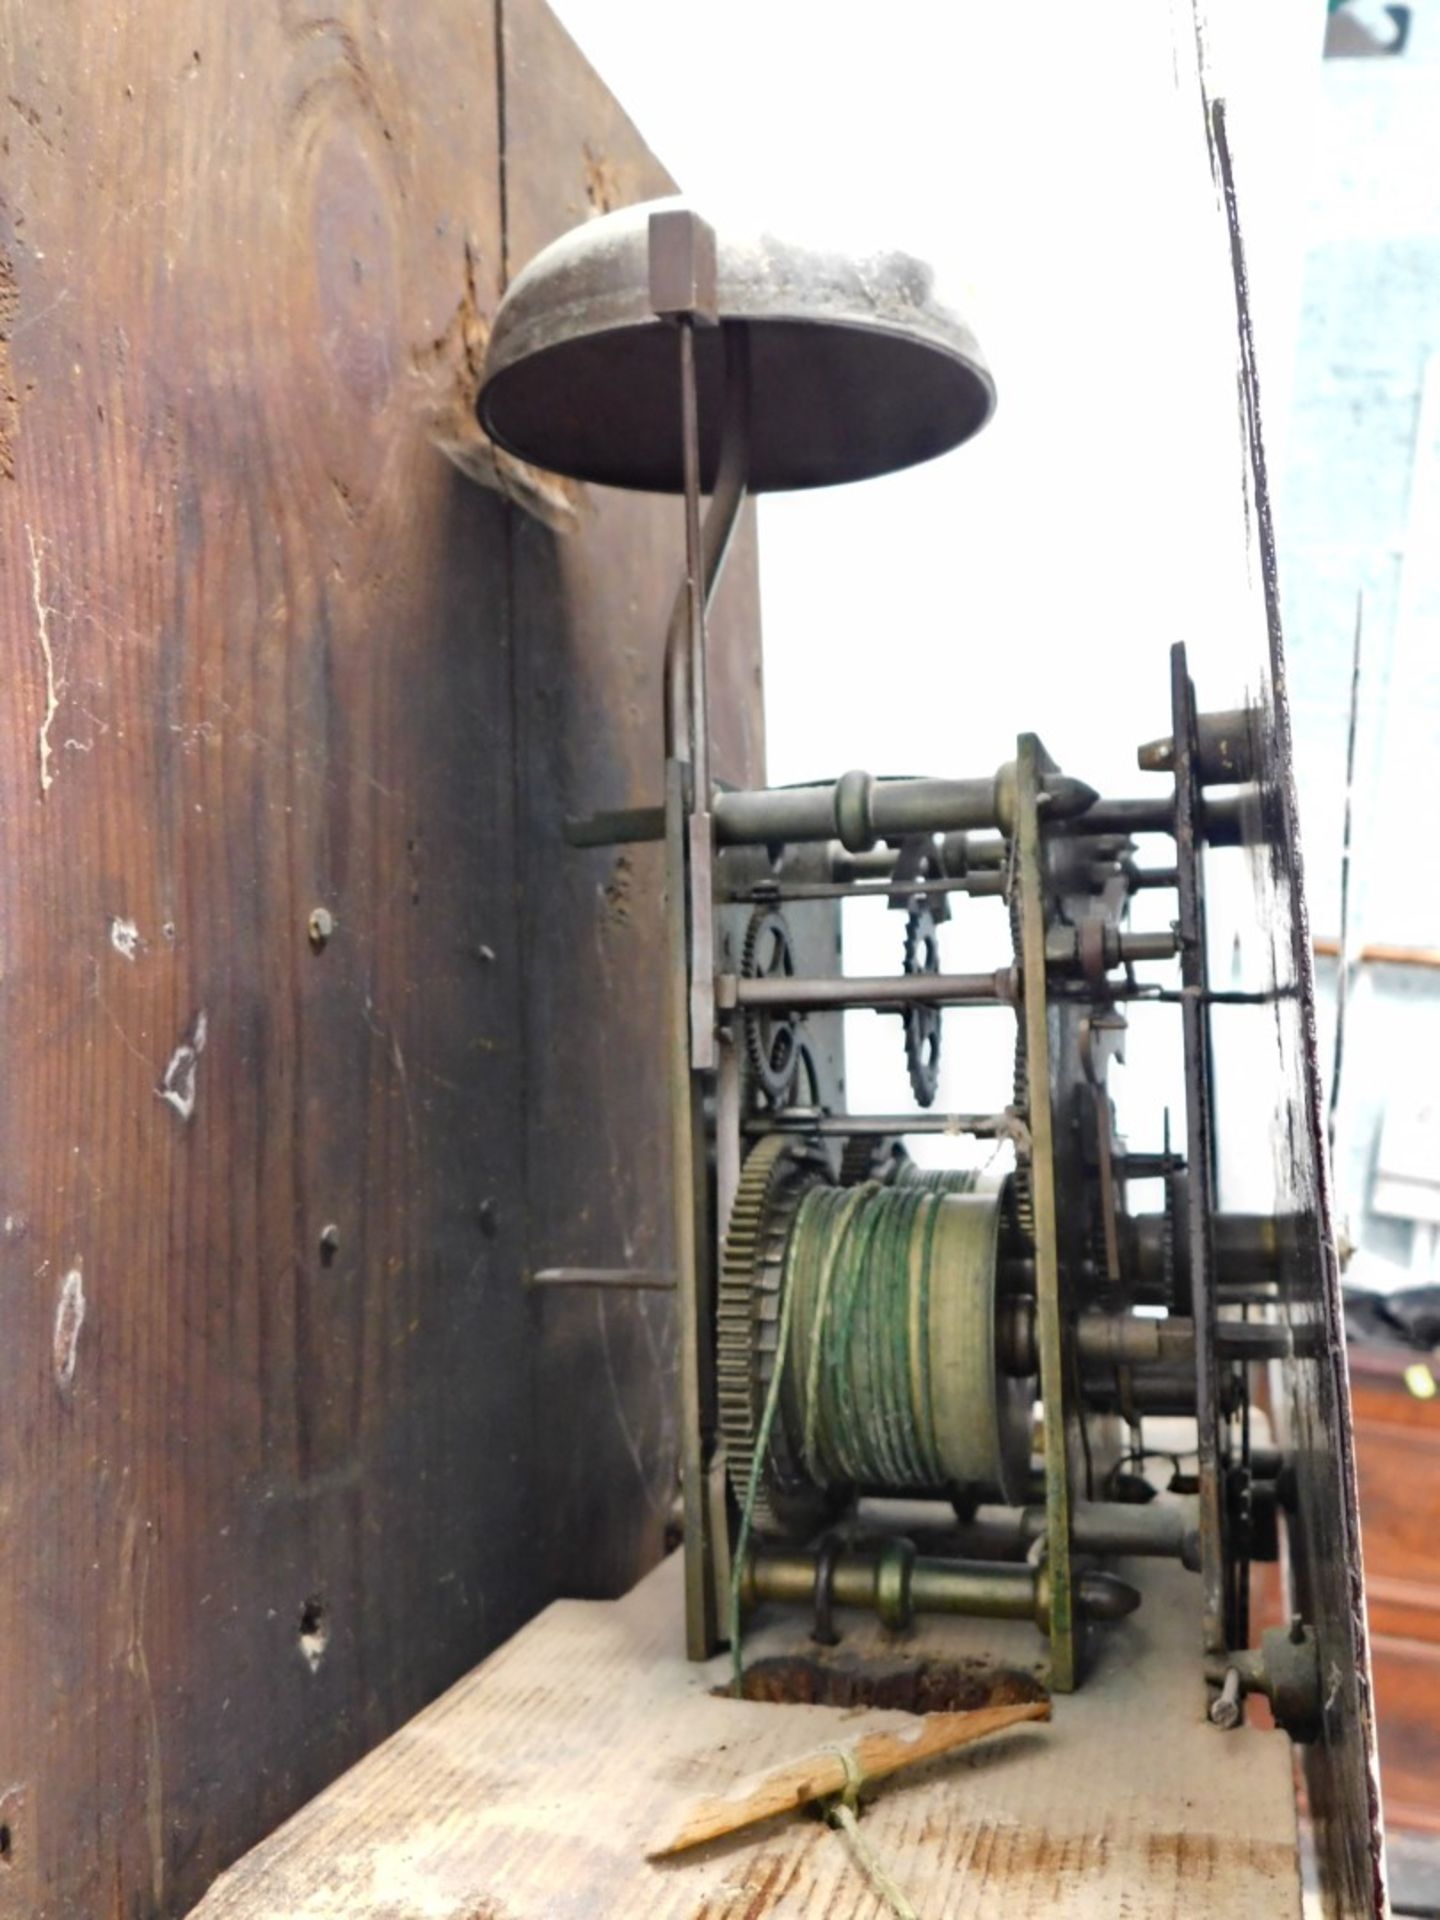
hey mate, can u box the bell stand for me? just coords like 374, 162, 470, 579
478, 195, 1005, 1662
648, 208, 754, 1655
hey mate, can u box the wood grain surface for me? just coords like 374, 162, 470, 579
0, 3, 757, 1913
193, 1548, 1301, 1920
1349, 1355, 1440, 1837
497, 0, 763, 1606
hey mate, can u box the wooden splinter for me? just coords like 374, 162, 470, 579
647, 1700, 1051, 1859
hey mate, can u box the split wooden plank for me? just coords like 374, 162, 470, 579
649, 1702, 1051, 1857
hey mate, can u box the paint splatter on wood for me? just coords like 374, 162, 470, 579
53, 1267, 85, 1391
25, 526, 61, 797
157, 1010, 208, 1122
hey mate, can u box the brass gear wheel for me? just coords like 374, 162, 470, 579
838, 1134, 907, 1187
717, 1134, 835, 1537
741, 907, 802, 1105
902, 901, 943, 1107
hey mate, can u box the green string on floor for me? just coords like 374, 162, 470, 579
823, 1745, 922, 1920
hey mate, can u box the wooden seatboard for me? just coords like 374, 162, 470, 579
195, 1549, 1300, 1919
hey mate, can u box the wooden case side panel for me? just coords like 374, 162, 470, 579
499, 0, 764, 1602
1201, 89, 1386, 1918
0, 2, 733, 1912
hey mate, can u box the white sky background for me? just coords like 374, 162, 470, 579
549, 0, 1321, 1170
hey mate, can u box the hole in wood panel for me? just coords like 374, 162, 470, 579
720, 1651, 1047, 1715
299, 1598, 330, 1672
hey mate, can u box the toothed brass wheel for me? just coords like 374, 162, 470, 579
719, 1137, 1033, 1540
903, 901, 942, 1108
741, 907, 803, 1106
717, 1135, 836, 1537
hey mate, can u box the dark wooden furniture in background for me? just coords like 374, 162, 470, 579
0, 4, 758, 1914
1351, 1344, 1440, 1842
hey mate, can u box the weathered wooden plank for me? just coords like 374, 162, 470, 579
192, 1549, 1301, 1919
0, 3, 736, 1913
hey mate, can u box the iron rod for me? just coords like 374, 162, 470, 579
731, 873, 1005, 906
712, 770, 1096, 851
742, 1110, 1010, 1138
1066, 793, 1244, 847
679, 319, 708, 803
828, 833, 1009, 880
529, 1268, 676, 1291
969, 1500, 1200, 1567
742, 1545, 1138, 1628
728, 970, 1008, 1012
1074, 1312, 1197, 1367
